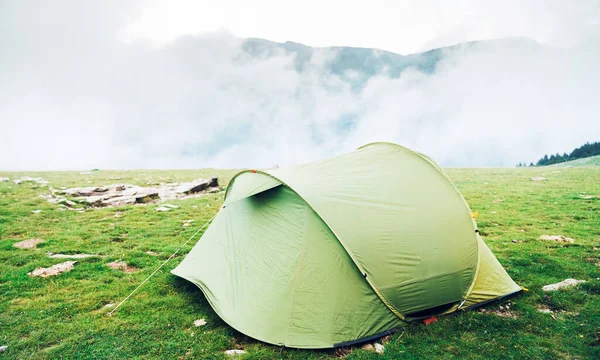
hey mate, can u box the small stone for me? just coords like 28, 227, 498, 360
32, 210, 42, 214
361, 344, 374, 351
531, 177, 547, 181
0, 346, 7, 352
542, 278, 586, 291
0, 177, 9, 182
492, 199, 504, 203
374, 343, 385, 354
224, 349, 246, 356
13, 238, 44, 249
156, 206, 171, 212
194, 319, 207, 327
540, 235, 574, 243
512, 239, 523, 243
104, 303, 115, 308
163, 204, 179, 209
145, 251, 159, 256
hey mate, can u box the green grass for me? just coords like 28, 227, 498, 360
1, 167, 599, 359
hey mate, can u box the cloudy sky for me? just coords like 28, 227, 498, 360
1, 0, 599, 170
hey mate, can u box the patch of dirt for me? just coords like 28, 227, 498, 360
13, 238, 44, 249
543, 278, 586, 291
43, 177, 222, 208
106, 261, 138, 273
540, 235, 575, 243
28, 261, 76, 277
478, 302, 518, 319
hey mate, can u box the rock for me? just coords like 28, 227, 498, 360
156, 206, 171, 212
46, 252, 98, 259
374, 343, 385, 354
135, 191, 160, 204
208, 187, 221, 193
13, 238, 44, 249
145, 251, 159, 256
194, 319, 207, 327
51, 179, 220, 208
531, 177, 547, 181
224, 349, 246, 356
540, 235, 574, 243
183, 220, 195, 227
176, 178, 219, 194
162, 204, 179, 209
492, 199, 504, 203
361, 344, 374, 351
28, 261, 76, 277
0, 177, 9, 182
543, 278, 586, 291
0, 346, 7, 352
512, 239, 523, 243
32, 210, 42, 214
106, 261, 138, 273
580, 194, 600, 199
103, 303, 115, 309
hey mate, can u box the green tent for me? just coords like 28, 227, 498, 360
172, 142, 522, 348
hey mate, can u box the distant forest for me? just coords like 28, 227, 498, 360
516, 141, 600, 167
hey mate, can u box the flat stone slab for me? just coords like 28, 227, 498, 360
13, 238, 44, 249
28, 261, 76, 277
47, 252, 99, 259
543, 278, 586, 291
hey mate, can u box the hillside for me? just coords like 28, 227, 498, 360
548, 154, 600, 167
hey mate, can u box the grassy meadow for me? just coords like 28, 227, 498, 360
0, 166, 599, 359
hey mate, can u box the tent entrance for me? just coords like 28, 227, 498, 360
403, 301, 460, 322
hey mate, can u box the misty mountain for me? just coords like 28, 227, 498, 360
2, 8, 598, 171
241, 37, 541, 89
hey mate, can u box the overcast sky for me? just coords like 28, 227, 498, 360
1, 0, 599, 170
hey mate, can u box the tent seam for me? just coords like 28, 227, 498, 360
357, 142, 482, 304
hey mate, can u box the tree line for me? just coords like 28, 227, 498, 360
516, 141, 600, 167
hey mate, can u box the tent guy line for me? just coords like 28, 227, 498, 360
107, 212, 218, 316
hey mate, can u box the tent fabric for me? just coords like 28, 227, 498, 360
172, 142, 522, 348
